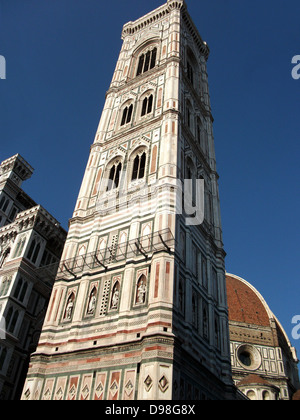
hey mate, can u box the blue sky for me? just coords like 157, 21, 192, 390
1, 0, 300, 357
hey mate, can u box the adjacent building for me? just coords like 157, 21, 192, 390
226, 273, 300, 400
0, 154, 66, 399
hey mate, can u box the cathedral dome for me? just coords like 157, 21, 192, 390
226, 273, 294, 348
226, 273, 272, 327
226, 273, 300, 400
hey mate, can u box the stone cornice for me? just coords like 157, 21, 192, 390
121, 1, 186, 39
121, 1, 209, 60
0, 205, 66, 244
181, 6, 210, 60
0, 153, 34, 182
106, 60, 170, 98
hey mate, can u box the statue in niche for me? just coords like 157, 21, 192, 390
87, 287, 97, 315
64, 293, 75, 320
111, 283, 120, 310
136, 275, 147, 304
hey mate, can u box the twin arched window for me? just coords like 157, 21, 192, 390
136, 48, 157, 76
104, 149, 147, 193
121, 104, 133, 126
118, 45, 157, 128
106, 161, 122, 191
141, 95, 153, 116
132, 152, 146, 181
120, 93, 154, 129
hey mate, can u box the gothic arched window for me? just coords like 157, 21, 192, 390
106, 161, 122, 191
136, 47, 157, 76
131, 152, 146, 181
141, 94, 153, 116
121, 104, 133, 126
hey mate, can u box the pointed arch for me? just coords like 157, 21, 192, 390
136, 47, 157, 76
64, 292, 75, 320
141, 224, 152, 250
135, 274, 147, 305
87, 286, 97, 315
110, 281, 120, 310
78, 244, 87, 257
103, 157, 123, 192
141, 94, 154, 116
128, 146, 148, 184
121, 103, 133, 126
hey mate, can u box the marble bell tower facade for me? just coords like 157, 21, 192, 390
22, 1, 235, 400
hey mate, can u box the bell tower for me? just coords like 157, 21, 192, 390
22, 0, 236, 400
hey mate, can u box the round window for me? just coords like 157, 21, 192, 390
237, 344, 261, 370
239, 351, 252, 367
